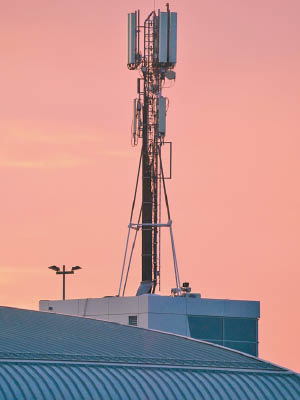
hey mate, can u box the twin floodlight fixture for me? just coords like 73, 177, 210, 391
48, 265, 81, 273
48, 265, 82, 301
128, 7, 177, 144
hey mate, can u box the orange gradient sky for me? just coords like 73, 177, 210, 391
1, 0, 300, 371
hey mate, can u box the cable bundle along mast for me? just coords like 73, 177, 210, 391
119, 4, 181, 297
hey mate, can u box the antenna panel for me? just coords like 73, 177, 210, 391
159, 12, 168, 63
169, 13, 177, 64
133, 99, 137, 135
158, 97, 166, 135
158, 12, 177, 65
127, 13, 136, 65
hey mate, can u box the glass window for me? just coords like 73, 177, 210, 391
188, 316, 223, 340
224, 318, 257, 342
224, 341, 257, 356
128, 315, 137, 326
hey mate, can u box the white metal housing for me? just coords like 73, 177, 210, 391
158, 12, 177, 65
127, 13, 136, 65
159, 12, 168, 63
158, 96, 166, 135
169, 13, 177, 64
133, 99, 137, 135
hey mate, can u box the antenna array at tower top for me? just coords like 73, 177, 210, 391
127, 8, 177, 70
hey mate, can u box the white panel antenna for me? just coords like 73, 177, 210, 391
158, 97, 166, 136
159, 12, 168, 63
169, 13, 177, 64
132, 99, 137, 136
127, 12, 138, 67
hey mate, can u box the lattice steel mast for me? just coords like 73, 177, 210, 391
119, 4, 180, 296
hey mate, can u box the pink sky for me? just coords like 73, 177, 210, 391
1, 0, 300, 371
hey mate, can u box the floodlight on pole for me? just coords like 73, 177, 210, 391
49, 265, 60, 272
48, 264, 82, 300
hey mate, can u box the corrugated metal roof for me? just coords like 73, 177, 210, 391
0, 306, 299, 399
0, 363, 299, 400
0, 307, 278, 369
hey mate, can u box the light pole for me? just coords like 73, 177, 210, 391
48, 265, 82, 300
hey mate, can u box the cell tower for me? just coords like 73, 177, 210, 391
118, 4, 181, 297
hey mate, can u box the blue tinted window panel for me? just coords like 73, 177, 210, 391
169, 13, 177, 63
159, 12, 168, 63
224, 341, 258, 356
188, 316, 223, 340
224, 318, 257, 342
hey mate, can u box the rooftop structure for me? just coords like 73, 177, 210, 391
0, 306, 299, 399
40, 6, 262, 374
40, 295, 260, 356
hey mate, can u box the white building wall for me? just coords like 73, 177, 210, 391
40, 295, 259, 339
40, 296, 150, 328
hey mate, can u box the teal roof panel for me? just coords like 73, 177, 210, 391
0, 363, 299, 400
0, 306, 299, 399
0, 307, 280, 370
